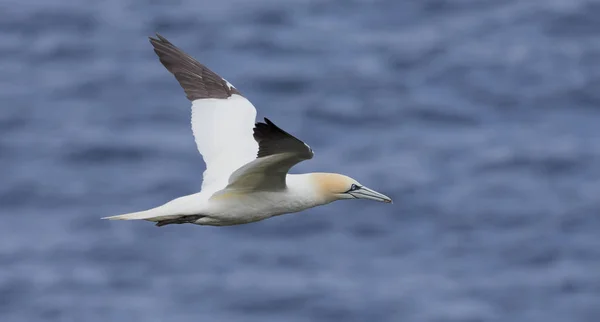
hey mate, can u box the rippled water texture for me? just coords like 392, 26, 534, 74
1, 0, 599, 321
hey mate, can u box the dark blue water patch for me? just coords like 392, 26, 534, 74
565, 83, 600, 110
559, 276, 594, 296
0, 181, 72, 208
111, 110, 189, 129
243, 8, 292, 27
242, 252, 318, 271
531, 87, 600, 111
2, 10, 97, 36
0, 42, 24, 61
578, 50, 600, 72
147, 16, 219, 41
304, 108, 398, 128
0, 279, 31, 314
36, 307, 64, 322
402, 105, 480, 126
130, 0, 187, 9
309, 304, 388, 322
0, 116, 28, 135
544, 3, 600, 37
559, 206, 600, 235
228, 293, 316, 315
144, 178, 201, 196
475, 152, 589, 177
224, 216, 334, 240
389, 46, 447, 72
263, 253, 310, 270
419, 0, 506, 14
62, 145, 157, 164
27, 41, 95, 64
250, 75, 313, 95
233, 39, 318, 56
341, 145, 384, 163
349, 223, 387, 239
500, 236, 561, 268
424, 64, 473, 86
32, 11, 97, 33
466, 87, 521, 110
82, 246, 178, 279
62, 77, 127, 101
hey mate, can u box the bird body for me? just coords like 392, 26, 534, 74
103, 34, 391, 227
201, 174, 327, 225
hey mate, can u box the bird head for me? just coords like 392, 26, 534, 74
310, 173, 392, 204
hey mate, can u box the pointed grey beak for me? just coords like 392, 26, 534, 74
350, 186, 393, 203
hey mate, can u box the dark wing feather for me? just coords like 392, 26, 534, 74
225, 118, 313, 191
253, 118, 313, 159
149, 33, 241, 100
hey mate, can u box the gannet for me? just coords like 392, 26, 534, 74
102, 33, 392, 227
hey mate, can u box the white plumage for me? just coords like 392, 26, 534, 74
102, 34, 392, 227
191, 95, 258, 198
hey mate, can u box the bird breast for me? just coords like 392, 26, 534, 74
207, 188, 320, 220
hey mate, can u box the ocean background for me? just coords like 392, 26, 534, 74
1, 0, 599, 321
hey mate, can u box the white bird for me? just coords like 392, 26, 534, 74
103, 34, 392, 227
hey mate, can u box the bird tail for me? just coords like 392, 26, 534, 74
102, 194, 203, 222
102, 202, 175, 222
102, 209, 164, 221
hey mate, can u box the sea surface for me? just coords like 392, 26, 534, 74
1, 0, 599, 321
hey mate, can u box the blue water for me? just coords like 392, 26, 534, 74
1, 0, 600, 321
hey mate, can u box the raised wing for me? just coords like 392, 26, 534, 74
149, 34, 258, 196
226, 118, 314, 191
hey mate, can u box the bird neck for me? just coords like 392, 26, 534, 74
286, 173, 337, 206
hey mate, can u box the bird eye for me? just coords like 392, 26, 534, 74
345, 184, 360, 193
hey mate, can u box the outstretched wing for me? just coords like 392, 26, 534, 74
226, 118, 314, 191
149, 34, 258, 196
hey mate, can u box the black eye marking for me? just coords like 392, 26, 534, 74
345, 184, 360, 193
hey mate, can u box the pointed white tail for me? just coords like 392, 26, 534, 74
102, 210, 161, 221
102, 193, 205, 222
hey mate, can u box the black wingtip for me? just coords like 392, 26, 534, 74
261, 117, 284, 132
149, 32, 162, 43
252, 117, 313, 159
155, 33, 169, 43
149, 33, 174, 49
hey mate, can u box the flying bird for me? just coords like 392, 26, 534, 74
103, 34, 392, 227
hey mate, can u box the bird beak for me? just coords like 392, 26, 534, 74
350, 186, 393, 203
